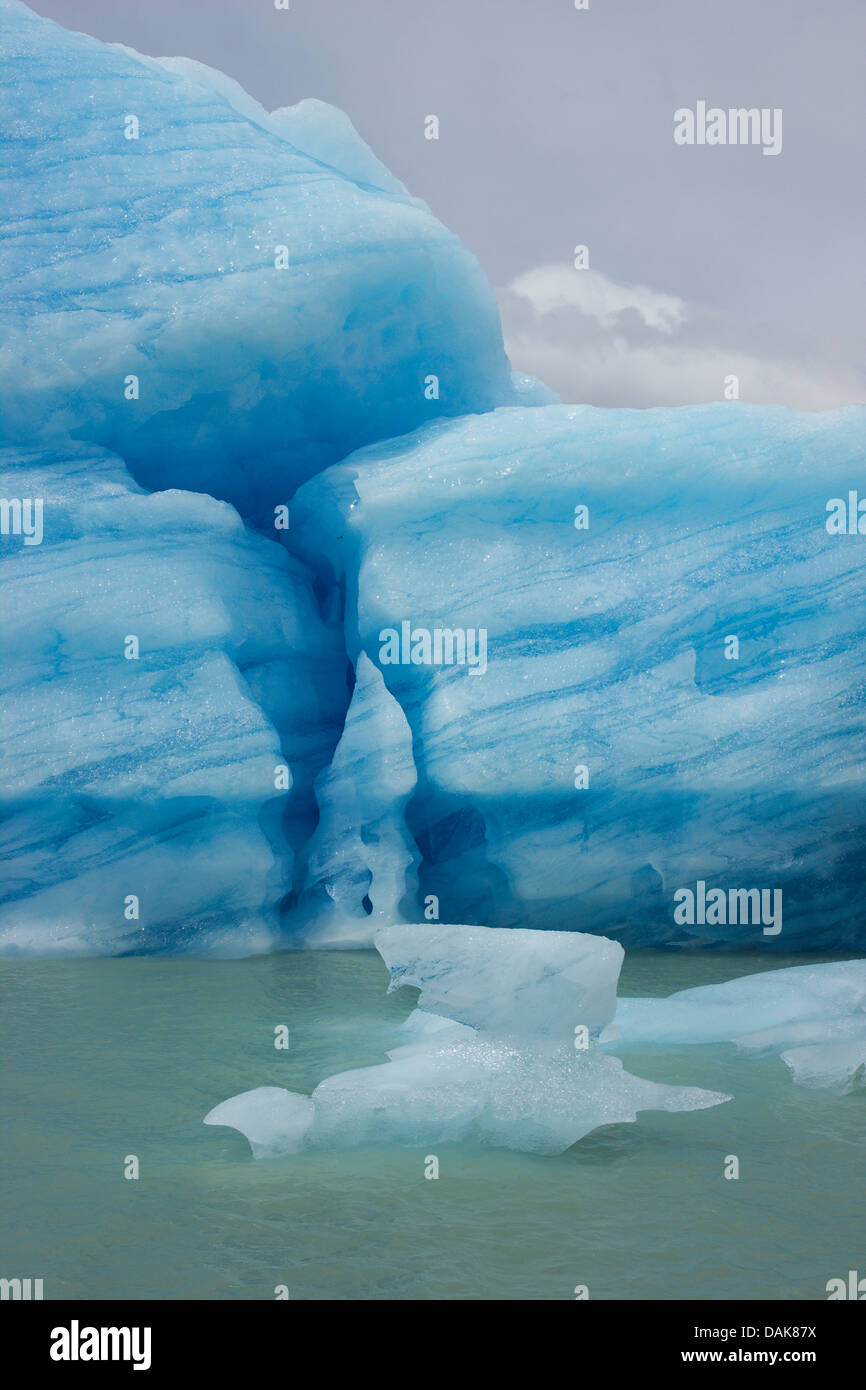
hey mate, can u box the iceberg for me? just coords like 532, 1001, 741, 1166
0, 0, 519, 526
292, 403, 866, 948
1, 3, 863, 960
204, 924, 730, 1156
0, 1, 524, 955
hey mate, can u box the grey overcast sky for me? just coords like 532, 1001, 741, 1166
27, 0, 866, 408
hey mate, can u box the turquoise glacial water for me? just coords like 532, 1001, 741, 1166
1, 948, 863, 1301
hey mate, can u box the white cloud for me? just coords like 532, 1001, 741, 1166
508, 265, 686, 333
499, 264, 864, 411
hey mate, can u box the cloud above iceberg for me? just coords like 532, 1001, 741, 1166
499, 263, 865, 411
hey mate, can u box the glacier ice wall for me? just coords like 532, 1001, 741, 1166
0, 442, 344, 954
205, 925, 730, 1156
292, 403, 866, 948
0, 0, 519, 526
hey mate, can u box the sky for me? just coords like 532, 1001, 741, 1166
28, 0, 866, 409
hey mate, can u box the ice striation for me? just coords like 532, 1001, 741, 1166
0, 443, 344, 954
204, 925, 730, 1156
292, 404, 866, 949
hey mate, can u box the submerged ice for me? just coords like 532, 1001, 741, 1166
204, 925, 730, 1156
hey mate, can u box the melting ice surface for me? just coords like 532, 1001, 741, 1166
603, 960, 866, 1094
204, 926, 730, 1157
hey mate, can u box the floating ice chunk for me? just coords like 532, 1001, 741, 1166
204, 1088, 315, 1158
205, 925, 729, 1157
294, 655, 419, 947
604, 961, 866, 1048
604, 959, 866, 1093
306, 1040, 726, 1156
780, 1041, 866, 1094
375, 923, 623, 1046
